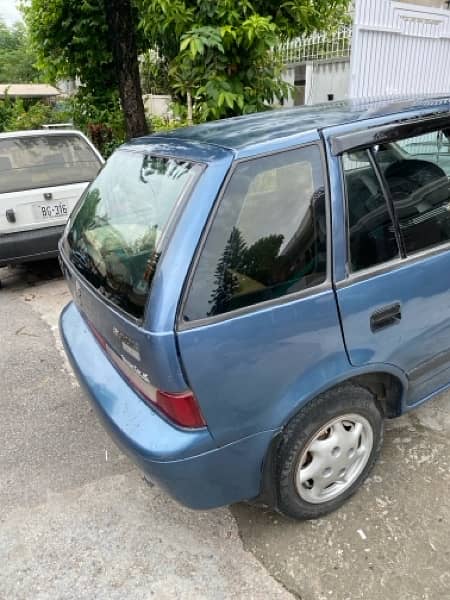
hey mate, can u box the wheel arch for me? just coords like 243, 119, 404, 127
344, 371, 405, 419
282, 364, 408, 427
256, 365, 407, 508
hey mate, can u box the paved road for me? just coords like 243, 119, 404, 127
0, 263, 290, 600
1, 262, 449, 600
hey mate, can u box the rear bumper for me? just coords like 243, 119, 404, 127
0, 225, 64, 266
59, 301, 275, 509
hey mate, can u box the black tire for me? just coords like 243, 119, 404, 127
276, 383, 383, 520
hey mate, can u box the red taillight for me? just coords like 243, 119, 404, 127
155, 390, 206, 429
86, 319, 206, 429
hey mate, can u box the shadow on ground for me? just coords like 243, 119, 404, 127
0, 259, 62, 291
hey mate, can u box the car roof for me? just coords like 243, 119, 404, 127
0, 129, 84, 139
135, 94, 450, 155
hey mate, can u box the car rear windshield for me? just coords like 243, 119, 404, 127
65, 149, 201, 320
0, 134, 101, 194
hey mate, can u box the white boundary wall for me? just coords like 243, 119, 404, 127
305, 60, 351, 104
350, 0, 450, 97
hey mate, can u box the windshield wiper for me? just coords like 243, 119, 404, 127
70, 249, 107, 286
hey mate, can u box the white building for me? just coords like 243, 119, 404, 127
281, 26, 351, 105
281, 0, 450, 105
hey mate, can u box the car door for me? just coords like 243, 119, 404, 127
330, 119, 450, 407
176, 143, 349, 445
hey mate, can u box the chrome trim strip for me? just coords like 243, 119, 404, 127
178, 282, 332, 331
408, 349, 450, 383
335, 240, 450, 289
367, 147, 406, 258
331, 112, 450, 156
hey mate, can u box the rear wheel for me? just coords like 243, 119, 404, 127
276, 383, 383, 520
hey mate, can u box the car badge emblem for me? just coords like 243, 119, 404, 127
113, 326, 141, 361
44, 192, 53, 200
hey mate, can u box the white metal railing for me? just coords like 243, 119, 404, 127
279, 25, 352, 65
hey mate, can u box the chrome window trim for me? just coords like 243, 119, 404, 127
180, 281, 332, 330
330, 112, 450, 156
335, 239, 450, 289
339, 147, 405, 276
367, 147, 406, 258
177, 141, 332, 332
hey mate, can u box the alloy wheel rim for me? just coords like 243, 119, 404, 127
295, 413, 374, 504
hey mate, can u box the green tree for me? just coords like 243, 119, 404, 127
22, 0, 148, 138
245, 234, 284, 283
137, 0, 349, 121
208, 228, 285, 315
0, 20, 42, 82
22, 0, 349, 134
209, 227, 248, 316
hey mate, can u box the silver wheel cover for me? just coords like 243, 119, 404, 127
295, 413, 374, 504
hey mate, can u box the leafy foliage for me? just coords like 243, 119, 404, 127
67, 89, 126, 156
21, 0, 350, 134
0, 20, 42, 83
23, 0, 147, 140
22, 0, 115, 94
21, 0, 123, 150
0, 96, 70, 132
137, 0, 349, 121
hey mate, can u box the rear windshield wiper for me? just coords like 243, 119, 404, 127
70, 249, 107, 286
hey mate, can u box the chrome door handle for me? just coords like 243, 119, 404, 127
370, 303, 401, 332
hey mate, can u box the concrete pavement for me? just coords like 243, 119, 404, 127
0, 263, 291, 600
1, 262, 449, 599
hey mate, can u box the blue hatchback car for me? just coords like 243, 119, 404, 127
60, 95, 450, 519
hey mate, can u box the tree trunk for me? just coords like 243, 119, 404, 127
104, 0, 149, 139
186, 90, 193, 126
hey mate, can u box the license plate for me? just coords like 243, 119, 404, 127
34, 202, 68, 220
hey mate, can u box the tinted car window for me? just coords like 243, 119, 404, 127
183, 146, 327, 321
0, 134, 101, 194
343, 150, 399, 272
382, 130, 450, 254
66, 150, 201, 320
396, 130, 450, 176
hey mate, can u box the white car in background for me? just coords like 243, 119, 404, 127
0, 129, 104, 269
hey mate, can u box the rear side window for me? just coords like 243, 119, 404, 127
343, 149, 400, 271
397, 130, 450, 170
65, 149, 201, 320
0, 134, 101, 194
183, 146, 327, 322
382, 130, 450, 255
343, 128, 450, 272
